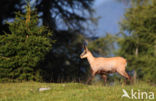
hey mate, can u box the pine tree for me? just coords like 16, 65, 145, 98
0, 3, 54, 82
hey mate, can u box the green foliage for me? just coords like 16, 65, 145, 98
0, 4, 54, 82
118, 0, 156, 83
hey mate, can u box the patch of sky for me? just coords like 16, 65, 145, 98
93, 0, 129, 37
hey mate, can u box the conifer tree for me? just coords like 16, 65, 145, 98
0, 3, 54, 82
118, 0, 156, 83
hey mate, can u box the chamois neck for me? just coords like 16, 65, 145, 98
87, 51, 95, 64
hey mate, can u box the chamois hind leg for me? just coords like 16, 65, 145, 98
101, 74, 107, 84
117, 70, 131, 84
120, 71, 130, 80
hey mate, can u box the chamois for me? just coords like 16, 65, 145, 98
80, 45, 131, 84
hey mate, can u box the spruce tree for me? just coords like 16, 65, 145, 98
0, 3, 54, 82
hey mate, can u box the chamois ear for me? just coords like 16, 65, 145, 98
82, 40, 88, 51
85, 45, 89, 52
82, 44, 86, 51
84, 40, 88, 46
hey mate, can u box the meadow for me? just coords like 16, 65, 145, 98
0, 82, 155, 101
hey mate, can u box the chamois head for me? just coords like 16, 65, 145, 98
80, 44, 89, 59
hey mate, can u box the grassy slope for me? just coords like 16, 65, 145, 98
0, 82, 155, 101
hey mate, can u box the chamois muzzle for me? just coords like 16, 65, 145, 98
80, 50, 86, 59
80, 52, 84, 59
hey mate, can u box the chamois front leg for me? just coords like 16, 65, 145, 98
86, 71, 95, 84
101, 74, 107, 84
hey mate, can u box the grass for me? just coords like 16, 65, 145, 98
0, 82, 155, 101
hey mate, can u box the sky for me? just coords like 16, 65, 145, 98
93, 0, 129, 37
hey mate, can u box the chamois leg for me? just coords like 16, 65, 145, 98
118, 71, 131, 80
86, 72, 95, 84
101, 75, 107, 84
123, 71, 131, 80
118, 70, 131, 84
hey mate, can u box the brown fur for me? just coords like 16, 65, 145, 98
80, 46, 131, 84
